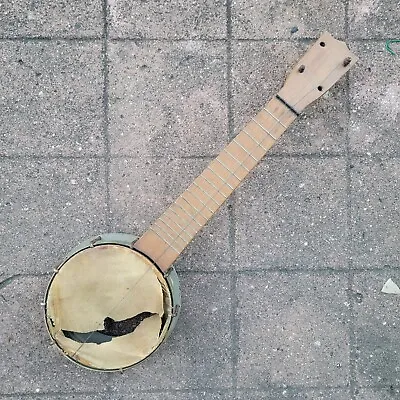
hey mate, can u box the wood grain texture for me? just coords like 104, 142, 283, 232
133, 97, 297, 271
133, 32, 358, 272
278, 32, 358, 113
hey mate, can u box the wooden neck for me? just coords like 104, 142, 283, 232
133, 96, 298, 271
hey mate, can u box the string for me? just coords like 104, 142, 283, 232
70, 57, 348, 362
67, 262, 156, 359
153, 58, 346, 264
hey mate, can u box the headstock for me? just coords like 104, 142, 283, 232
278, 32, 358, 113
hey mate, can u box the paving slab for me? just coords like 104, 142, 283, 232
350, 157, 400, 269
349, 0, 400, 38
355, 387, 400, 399
3, 396, 105, 400
0, 0, 399, 397
0, 158, 107, 275
0, 0, 103, 38
237, 388, 350, 399
106, 273, 233, 390
108, 0, 227, 39
5, 392, 234, 400
232, 41, 349, 155
353, 270, 400, 386
349, 41, 400, 156
235, 157, 348, 270
0, 40, 104, 156
110, 393, 234, 400
109, 157, 230, 271
108, 41, 228, 158
231, 0, 346, 39
0, 276, 110, 395
0, 275, 231, 395
237, 272, 350, 388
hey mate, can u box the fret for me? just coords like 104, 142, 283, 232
170, 201, 202, 228
203, 168, 233, 197
227, 141, 258, 172
192, 181, 221, 208
182, 190, 214, 216
223, 148, 251, 172
218, 149, 250, 183
149, 226, 182, 254
186, 185, 216, 214
133, 96, 299, 272
262, 107, 288, 129
153, 220, 188, 249
164, 207, 198, 236
214, 157, 243, 183
179, 193, 210, 222
158, 214, 192, 242
176, 196, 208, 224
236, 131, 268, 162
232, 138, 259, 162
241, 129, 269, 153
155, 192, 212, 256
200, 172, 229, 197
251, 117, 277, 140
198, 174, 229, 199
194, 175, 228, 205
208, 166, 235, 191
166, 203, 186, 225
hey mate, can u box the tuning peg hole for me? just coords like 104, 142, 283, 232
320, 42, 326, 47
318, 86, 323, 91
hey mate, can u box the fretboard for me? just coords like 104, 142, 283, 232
133, 96, 297, 271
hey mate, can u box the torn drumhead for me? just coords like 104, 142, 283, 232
45, 237, 177, 371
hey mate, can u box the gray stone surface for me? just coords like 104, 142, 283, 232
349, 0, 400, 38
349, 41, 400, 156
237, 273, 350, 387
1, 0, 399, 398
355, 387, 400, 399
235, 158, 348, 270
232, 41, 349, 155
108, 41, 228, 158
0, 276, 110, 395
2, 396, 105, 400
350, 158, 400, 269
112, 393, 234, 400
5, 391, 234, 400
108, 0, 227, 39
106, 273, 232, 390
109, 157, 230, 271
0, 158, 107, 275
237, 388, 350, 399
231, 0, 346, 39
0, 274, 231, 394
0, 1, 103, 38
0, 40, 104, 156
353, 271, 400, 386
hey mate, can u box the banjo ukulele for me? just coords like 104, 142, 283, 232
45, 32, 357, 371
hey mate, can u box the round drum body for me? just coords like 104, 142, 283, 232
44, 233, 181, 371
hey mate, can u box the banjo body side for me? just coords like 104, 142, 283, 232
44, 233, 181, 371
44, 33, 357, 371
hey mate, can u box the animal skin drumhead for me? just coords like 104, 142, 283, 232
45, 244, 171, 370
